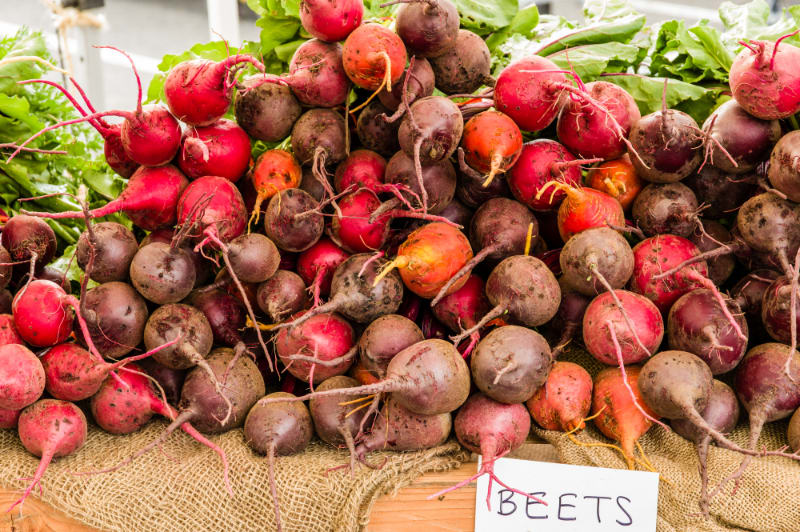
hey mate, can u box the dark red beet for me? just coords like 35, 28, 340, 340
1, 215, 56, 273
130, 242, 196, 304
264, 188, 324, 253
732, 269, 780, 318
668, 289, 748, 375
80, 281, 149, 359
394, 0, 458, 58
235, 75, 302, 143
428, 30, 491, 95
76, 222, 138, 283
631, 182, 700, 238
471, 325, 552, 404
257, 270, 310, 323
683, 166, 758, 220
384, 150, 456, 214
688, 219, 736, 285
703, 99, 781, 174
356, 100, 400, 157
358, 314, 423, 379
188, 289, 246, 346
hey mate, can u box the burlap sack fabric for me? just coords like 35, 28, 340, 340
534, 345, 800, 532
0, 425, 468, 532
1, 345, 798, 532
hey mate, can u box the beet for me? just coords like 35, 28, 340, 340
671, 380, 740, 514
256, 270, 309, 323
629, 107, 702, 183
527, 361, 593, 432
130, 242, 196, 305
559, 227, 633, 297
280, 253, 404, 328
703, 99, 781, 174
288, 39, 349, 108
684, 166, 758, 220
80, 281, 149, 359
309, 376, 370, 448
428, 30, 491, 95
143, 304, 213, 370
732, 269, 780, 318
767, 130, 800, 201
583, 290, 663, 366
264, 188, 324, 253
668, 289, 748, 375
188, 289, 246, 346
76, 222, 138, 283
471, 325, 552, 404
384, 150, 457, 214
358, 314, 423, 379
1, 215, 56, 273
275, 311, 356, 384
631, 182, 700, 238
356, 100, 400, 157
235, 75, 302, 143
394, 0, 458, 58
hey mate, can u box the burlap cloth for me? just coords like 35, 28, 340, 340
534, 346, 800, 532
2, 345, 798, 531
0, 424, 468, 532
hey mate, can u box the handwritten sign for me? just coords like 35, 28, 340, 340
474, 457, 658, 532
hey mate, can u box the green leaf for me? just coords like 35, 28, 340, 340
583, 0, 640, 20
649, 20, 732, 84
545, 42, 641, 80
534, 13, 646, 56
0, 30, 48, 94
719, 0, 800, 46
257, 17, 301, 51
602, 74, 724, 123
485, 5, 539, 52
456, 0, 518, 35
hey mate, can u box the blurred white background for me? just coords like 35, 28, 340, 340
0, 0, 790, 111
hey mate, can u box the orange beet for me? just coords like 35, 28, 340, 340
537, 181, 625, 242
382, 222, 472, 299
461, 110, 523, 187
592, 366, 658, 468
250, 149, 302, 219
527, 361, 592, 432
342, 24, 407, 91
586, 155, 642, 211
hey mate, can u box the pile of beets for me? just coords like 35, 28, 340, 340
3, 0, 800, 524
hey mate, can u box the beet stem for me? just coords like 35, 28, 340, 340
457, 147, 482, 180
95, 45, 143, 113
261, 380, 395, 405
651, 246, 732, 281
606, 322, 670, 432
771, 29, 800, 69
7, 448, 55, 512
8, 109, 135, 163
450, 303, 505, 346
431, 246, 493, 306
17, 78, 111, 135
684, 270, 747, 342
207, 229, 275, 373
284, 345, 357, 367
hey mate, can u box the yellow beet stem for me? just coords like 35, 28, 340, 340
481, 152, 504, 188
372, 255, 409, 287
524, 223, 534, 255
534, 179, 581, 203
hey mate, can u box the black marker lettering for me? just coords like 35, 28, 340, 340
557, 493, 577, 521
525, 492, 547, 519
584, 495, 612, 523
616, 496, 633, 526
497, 489, 517, 516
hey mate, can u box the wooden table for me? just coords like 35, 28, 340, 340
0, 444, 559, 532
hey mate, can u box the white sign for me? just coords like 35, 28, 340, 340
474, 457, 659, 532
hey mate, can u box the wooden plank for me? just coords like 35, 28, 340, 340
0, 444, 560, 532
